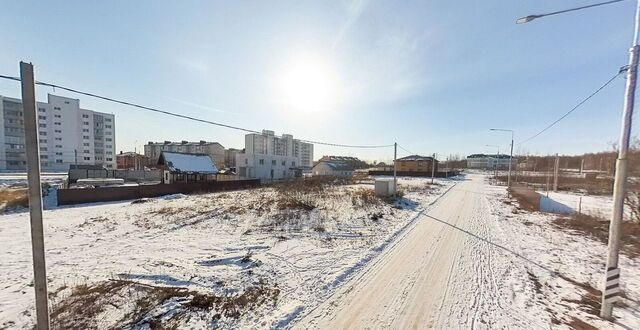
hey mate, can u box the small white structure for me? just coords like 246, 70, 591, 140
158, 152, 218, 184
312, 161, 354, 177
375, 178, 396, 197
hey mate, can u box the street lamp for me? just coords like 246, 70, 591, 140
516, 0, 638, 319
490, 129, 514, 188
515, 0, 626, 24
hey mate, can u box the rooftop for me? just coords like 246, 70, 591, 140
158, 152, 219, 174
397, 155, 437, 162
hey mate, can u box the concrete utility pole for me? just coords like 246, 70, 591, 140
602, 0, 640, 319
393, 142, 397, 198
553, 153, 559, 192
490, 128, 515, 188
20, 61, 50, 330
431, 153, 436, 184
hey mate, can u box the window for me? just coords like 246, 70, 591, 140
56, 152, 63, 156
105, 145, 112, 149
83, 136, 89, 140
56, 159, 63, 163
39, 139, 47, 143
64, 101, 70, 104
272, 160, 276, 165
55, 138, 62, 141
83, 121, 89, 125
39, 124, 46, 128
106, 151, 112, 155
105, 118, 112, 122
105, 131, 112, 135
283, 170, 286, 177
39, 132, 46, 136
82, 114, 89, 118
54, 114, 61, 118
282, 160, 286, 166
244, 158, 248, 165
38, 108, 46, 113
82, 129, 89, 132
83, 157, 91, 161
38, 115, 46, 120
105, 138, 112, 142
83, 150, 90, 154
55, 145, 62, 148
83, 143, 90, 147
106, 157, 113, 161
55, 130, 62, 133
54, 107, 61, 110
292, 161, 296, 166
259, 159, 264, 165
40, 155, 48, 159
105, 125, 112, 129
54, 122, 61, 125
40, 147, 47, 151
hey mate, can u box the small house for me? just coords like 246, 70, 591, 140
312, 161, 354, 177
157, 152, 219, 184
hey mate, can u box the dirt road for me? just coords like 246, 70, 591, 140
296, 174, 542, 329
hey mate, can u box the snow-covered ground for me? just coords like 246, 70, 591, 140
0, 177, 455, 329
537, 190, 635, 221
492, 183, 640, 329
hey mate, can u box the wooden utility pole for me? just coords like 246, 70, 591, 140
393, 142, 397, 197
20, 61, 50, 330
553, 153, 559, 192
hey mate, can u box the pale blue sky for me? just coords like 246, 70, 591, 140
0, 0, 636, 162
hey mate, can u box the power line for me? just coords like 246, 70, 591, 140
397, 144, 415, 155
0, 74, 393, 149
519, 67, 626, 146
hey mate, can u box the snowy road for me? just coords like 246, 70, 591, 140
297, 174, 543, 329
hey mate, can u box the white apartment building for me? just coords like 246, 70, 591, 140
467, 154, 517, 170
144, 141, 225, 169
236, 130, 314, 180
0, 94, 116, 171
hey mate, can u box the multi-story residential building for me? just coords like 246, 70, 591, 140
144, 140, 225, 169
236, 130, 314, 180
0, 94, 116, 171
224, 148, 243, 168
466, 154, 516, 170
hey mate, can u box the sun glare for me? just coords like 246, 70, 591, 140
279, 57, 338, 113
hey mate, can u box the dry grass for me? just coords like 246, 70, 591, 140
553, 213, 640, 258
0, 188, 28, 211
350, 188, 380, 206
51, 279, 280, 329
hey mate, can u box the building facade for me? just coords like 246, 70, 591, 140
224, 148, 243, 168
116, 151, 150, 170
0, 94, 116, 171
144, 141, 225, 169
395, 155, 438, 172
236, 130, 314, 180
312, 161, 354, 177
467, 154, 517, 170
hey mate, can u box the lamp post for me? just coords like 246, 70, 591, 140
490, 129, 514, 188
516, 0, 638, 318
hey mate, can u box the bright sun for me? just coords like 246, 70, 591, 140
279, 57, 338, 113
